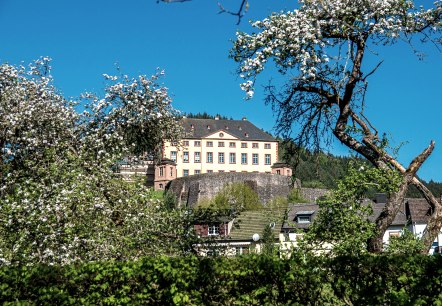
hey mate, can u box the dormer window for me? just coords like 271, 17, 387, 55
297, 215, 311, 223
238, 126, 242, 131
245, 133, 249, 138
207, 125, 211, 130
296, 211, 314, 224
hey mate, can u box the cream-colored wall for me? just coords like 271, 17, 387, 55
163, 130, 278, 178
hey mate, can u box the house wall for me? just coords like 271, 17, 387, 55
163, 133, 279, 177
154, 163, 176, 190
382, 225, 405, 246
194, 223, 229, 238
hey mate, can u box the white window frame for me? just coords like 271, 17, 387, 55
252, 153, 259, 165
241, 153, 247, 165
230, 153, 236, 164
194, 151, 201, 163
265, 154, 271, 165
218, 152, 225, 164
297, 215, 311, 224
208, 225, 220, 236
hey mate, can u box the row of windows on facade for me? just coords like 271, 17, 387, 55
174, 141, 273, 149
171, 152, 272, 165
182, 169, 270, 176
158, 167, 277, 178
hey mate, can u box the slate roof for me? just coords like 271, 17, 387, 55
406, 198, 433, 223
229, 209, 284, 240
181, 118, 276, 142
369, 201, 408, 226
283, 203, 319, 230
283, 200, 409, 231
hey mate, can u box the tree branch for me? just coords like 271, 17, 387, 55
217, 0, 248, 25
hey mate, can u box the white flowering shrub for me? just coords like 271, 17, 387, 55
0, 59, 192, 265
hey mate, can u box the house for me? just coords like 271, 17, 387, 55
158, 117, 290, 190
405, 198, 442, 254
279, 203, 321, 253
193, 209, 284, 256
369, 194, 409, 246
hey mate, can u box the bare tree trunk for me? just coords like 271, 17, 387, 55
368, 175, 411, 253
335, 111, 439, 253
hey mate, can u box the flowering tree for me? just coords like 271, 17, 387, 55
0, 59, 193, 265
231, 0, 442, 252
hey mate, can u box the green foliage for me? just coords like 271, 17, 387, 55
304, 164, 402, 256
266, 196, 288, 210
385, 229, 425, 255
163, 191, 177, 210
261, 225, 277, 256
278, 141, 442, 197
2, 254, 442, 305
197, 183, 263, 212
287, 188, 308, 203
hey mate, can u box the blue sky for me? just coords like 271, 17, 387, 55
1, 0, 441, 181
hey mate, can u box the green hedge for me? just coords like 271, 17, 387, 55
1, 254, 442, 305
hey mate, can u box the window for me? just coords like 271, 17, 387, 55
159, 167, 164, 177
208, 225, 220, 236
297, 215, 311, 223
229, 142, 236, 148
389, 231, 401, 238
219, 170, 225, 173
241, 143, 247, 148
265, 154, 271, 165
207, 152, 213, 163
170, 151, 177, 162
171, 141, 178, 146
183, 169, 189, 177
252, 153, 258, 165
218, 141, 225, 147
159, 183, 163, 189
183, 152, 189, 163
276, 170, 281, 175
207, 170, 213, 173
229, 153, 236, 164
218, 152, 225, 163
207, 141, 213, 147
235, 246, 250, 256
264, 143, 271, 149
194, 141, 201, 147
195, 170, 201, 175
170, 167, 174, 177
252, 143, 259, 148
183, 141, 189, 146
241, 153, 247, 165
194, 152, 201, 163
219, 132, 224, 137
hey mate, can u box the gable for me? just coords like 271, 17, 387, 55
204, 130, 239, 140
